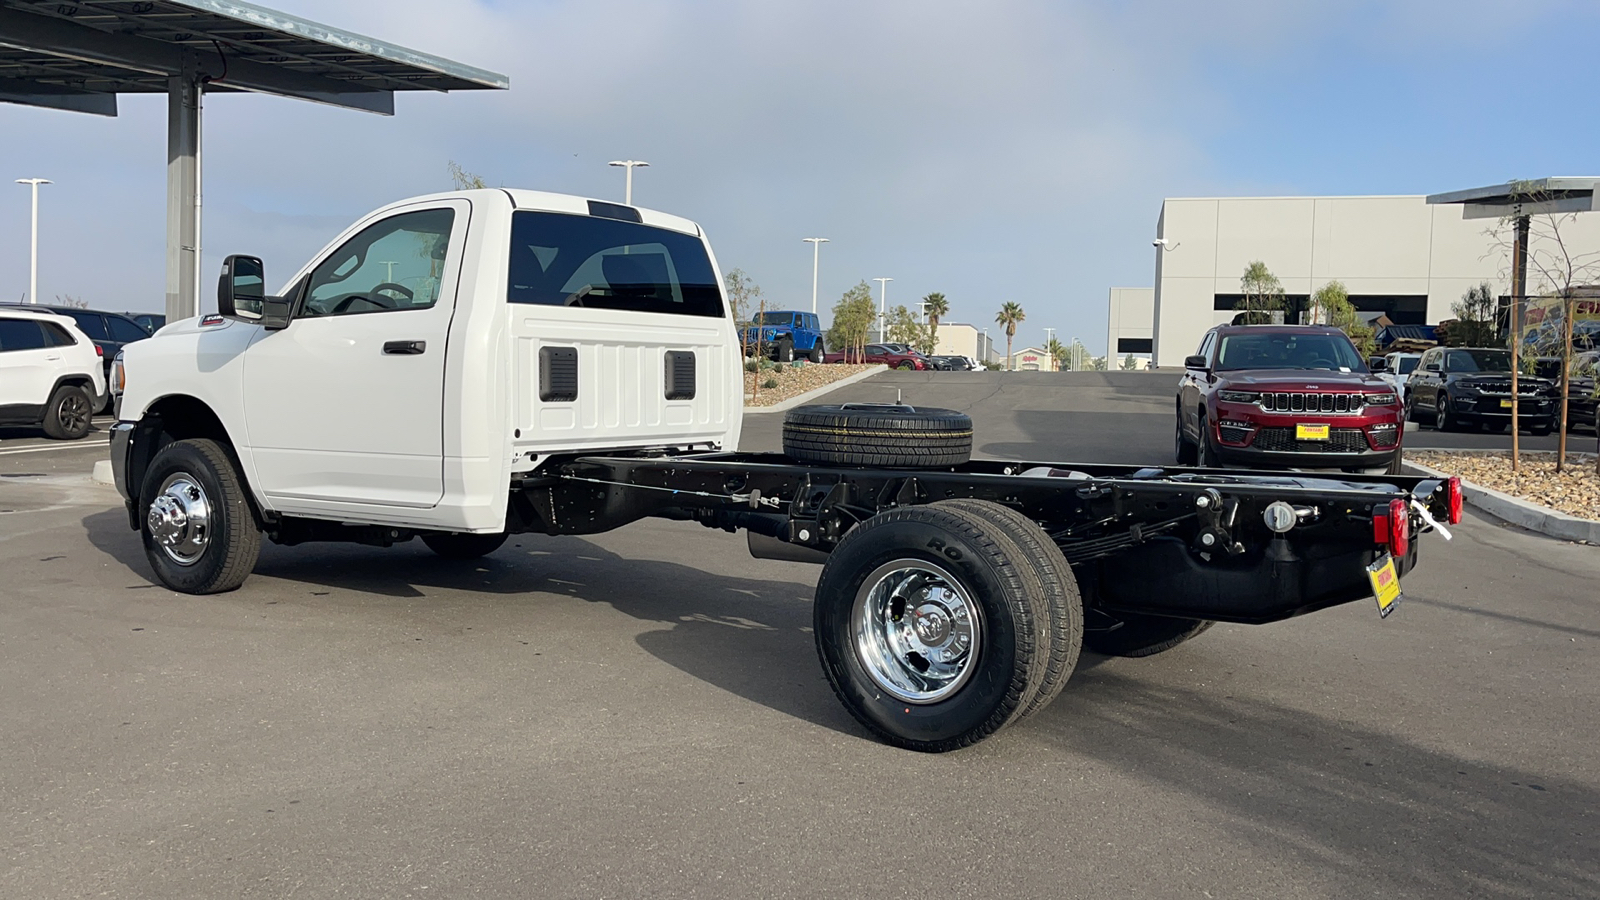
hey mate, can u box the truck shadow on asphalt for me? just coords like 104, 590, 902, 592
81, 509, 865, 739
1029, 664, 1600, 898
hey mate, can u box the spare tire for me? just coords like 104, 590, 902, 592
783, 403, 972, 467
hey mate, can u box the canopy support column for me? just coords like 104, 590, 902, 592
165, 60, 201, 324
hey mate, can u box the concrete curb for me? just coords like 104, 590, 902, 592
743, 365, 889, 414
1402, 458, 1600, 544
91, 459, 114, 485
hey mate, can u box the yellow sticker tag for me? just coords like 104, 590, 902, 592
1500, 399, 1513, 408
1296, 423, 1330, 440
1368, 554, 1402, 619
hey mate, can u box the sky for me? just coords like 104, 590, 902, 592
1, 0, 1598, 355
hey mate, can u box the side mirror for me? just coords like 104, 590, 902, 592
217, 255, 292, 330
1184, 354, 1208, 370
1368, 356, 1388, 372
218, 254, 264, 320
1424, 361, 1442, 372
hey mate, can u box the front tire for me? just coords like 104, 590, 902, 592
808, 341, 825, 364
776, 338, 794, 363
139, 438, 261, 594
814, 504, 1049, 752
41, 384, 94, 440
422, 531, 509, 559
1195, 416, 1218, 467
1175, 409, 1198, 465
1437, 393, 1458, 432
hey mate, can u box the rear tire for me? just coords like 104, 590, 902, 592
813, 504, 1048, 752
1084, 611, 1213, 658
783, 403, 972, 468
935, 500, 1082, 719
139, 438, 261, 594
421, 531, 509, 560
41, 384, 94, 440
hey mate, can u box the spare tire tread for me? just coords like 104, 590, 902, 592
783, 404, 973, 468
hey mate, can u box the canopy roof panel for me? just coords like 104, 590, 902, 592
0, 0, 507, 115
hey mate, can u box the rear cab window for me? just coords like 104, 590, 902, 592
507, 212, 725, 317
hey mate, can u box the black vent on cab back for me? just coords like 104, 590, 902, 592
664, 351, 696, 400
539, 346, 578, 402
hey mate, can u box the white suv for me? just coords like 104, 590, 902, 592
0, 307, 106, 439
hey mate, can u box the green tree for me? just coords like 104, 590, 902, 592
724, 268, 762, 327
921, 292, 948, 355
886, 304, 923, 346
1312, 279, 1376, 357
1044, 337, 1068, 371
1236, 261, 1285, 324
1439, 281, 1498, 348
995, 301, 1026, 369
448, 160, 488, 190
1121, 353, 1139, 370
828, 282, 876, 361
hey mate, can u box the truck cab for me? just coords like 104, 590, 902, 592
112, 188, 743, 547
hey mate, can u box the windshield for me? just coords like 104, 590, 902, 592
1444, 349, 1512, 373
1395, 356, 1419, 375
750, 312, 794, 325
506, 212, 724, 317
1215, 332, 1368, 372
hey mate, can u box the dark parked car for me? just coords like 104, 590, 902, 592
1534, 351, 1599, 433
0, 303, 151, 380
126, 312, 166, 334
822, 342, 928, 369
1406, 347, 1559, 434
929, 355, 975, 370
1177, 324, 1406, 472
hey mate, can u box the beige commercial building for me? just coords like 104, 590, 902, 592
1141, 193, 1600, 368
1107, 287, 1154, 361
933, 323, 1000, 364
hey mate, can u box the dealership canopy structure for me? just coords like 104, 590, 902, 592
0, 0, 508, 321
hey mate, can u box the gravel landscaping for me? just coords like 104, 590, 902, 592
1408, 450, 1600, 522
743, 362, 880, 408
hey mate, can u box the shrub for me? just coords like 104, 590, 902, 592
761, 377, 779, 389
744, 359, 759, 373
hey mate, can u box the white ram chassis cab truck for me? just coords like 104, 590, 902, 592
110, 188, 1460, 752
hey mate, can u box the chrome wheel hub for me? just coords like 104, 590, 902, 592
147, 473, 211, 566
851, 559, 982, 704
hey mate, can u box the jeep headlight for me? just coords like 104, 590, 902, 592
1218, 390, 1259, 404
1366, 392, 1398, 407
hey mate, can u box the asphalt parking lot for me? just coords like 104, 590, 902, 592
3, 373, 1597, 899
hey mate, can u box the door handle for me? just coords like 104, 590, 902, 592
382, 340, 426, 355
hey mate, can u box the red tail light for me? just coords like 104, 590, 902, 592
1445, 476, 1463, 525
1387, 498, 1409, 557
1373, 498, 1411, 557
94, 344, 104, 357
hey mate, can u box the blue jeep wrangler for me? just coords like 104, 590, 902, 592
740, 311, 826, 362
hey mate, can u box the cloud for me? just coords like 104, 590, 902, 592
0, 0, 1596, 351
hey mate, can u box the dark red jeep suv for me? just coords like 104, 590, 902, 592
1176, 325, 1405, 472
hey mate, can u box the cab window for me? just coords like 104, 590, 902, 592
303, 208, 456, 318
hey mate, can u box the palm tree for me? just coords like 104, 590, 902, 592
922, 292, 949, 327
1044, 337, 1068, 371
995, 302, 1025, 370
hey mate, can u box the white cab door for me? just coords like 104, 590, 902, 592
243, 201, 468, 512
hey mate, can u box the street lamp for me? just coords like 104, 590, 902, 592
1044, 327, 1055, 370
873, 277, 893, 342
15, 177, 51, 304
803, 238, 829, 314
607, 160, 649, 205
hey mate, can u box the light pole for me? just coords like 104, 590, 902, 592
1044, 327, 1055, 370
607, 160, 649, 205
873, 277, 892, 342
803, 238, 829, 314
15, 178, 51, 304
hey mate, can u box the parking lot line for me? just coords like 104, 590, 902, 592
0, 440, 110, 456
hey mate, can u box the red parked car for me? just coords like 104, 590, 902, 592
1176, 325, 1405, 472
823, 342, 928, 370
